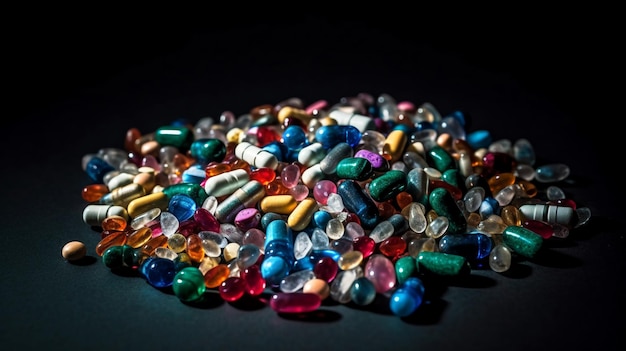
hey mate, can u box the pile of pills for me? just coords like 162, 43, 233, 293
70, 93, 592, 317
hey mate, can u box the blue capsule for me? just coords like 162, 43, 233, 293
141, 257, 177, 288
466, 129, 492, 150
337, 179, 380, 229
262, 141, 288, 162
85, 156, 115, 184
181, 164, 206, 184
309, 249, 341, 262
261, 220, 295, 287
168, 194, 197, 222
479, 197, 500, 218
264, 219, 293, 244
314, 125, 362, 149
438, 232, 493, 263
389, 277, 425, 317
282, 125, 308, 151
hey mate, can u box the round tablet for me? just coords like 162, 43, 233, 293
62, 241, 87, 261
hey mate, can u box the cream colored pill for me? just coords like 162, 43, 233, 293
62, 241, 87, 261
302, 278, 330, 300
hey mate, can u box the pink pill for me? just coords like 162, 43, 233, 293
397, 100, 416, 112
305, 99, 328, 115
234, 208, 261, 231
313, 180, 337, 205
269, 293, 321, 313
281, 164, 301, 189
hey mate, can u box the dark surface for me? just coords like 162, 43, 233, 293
2, 10, 623, 351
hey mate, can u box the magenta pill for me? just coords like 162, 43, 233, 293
354, 149, 385, 169
313, 180, 337, 205
269, 292, 321, 313
234, 208, 261, 231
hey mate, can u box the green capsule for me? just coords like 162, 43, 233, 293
426, 145, 455, 172
172, 266, 206, 302
335, 157, 374, 181
416, 251, 470, 277
368, 170, 407, 202
502, 225, 543, 258
428, 187, 467, 234
395, 255, 417, 286
190, 138, 227, 165
155, 126, 195, 151
162, 183, 208, 207
102, 245, 136, 270
442, 168, 463, 189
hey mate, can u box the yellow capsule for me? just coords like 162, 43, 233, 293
127, 192, 169, 218
277, 106, 313, 125
383, 129, 408, 163
287, 197, 319, 231
126, 227, 153, 248
260, 194, 298, 215
100, 183, 146, 207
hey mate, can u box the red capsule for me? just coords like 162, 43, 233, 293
250, 167, 276, 185
219, 277, 247, 302
353, 236, 376, 258
82, 184, 109, 203
241, 264, 266, 296
521, 219, 555, 239
269, 293, 321, 313
313, 256, 338, 283
379, 236, 407, 259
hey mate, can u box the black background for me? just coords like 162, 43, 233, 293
2, 6, 623, 351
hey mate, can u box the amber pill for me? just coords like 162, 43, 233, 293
62, 241, 87, 261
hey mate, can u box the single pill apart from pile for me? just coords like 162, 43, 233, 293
62, 241, 87, 261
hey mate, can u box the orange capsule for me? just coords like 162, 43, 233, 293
205, 162, 232, 178
204, 264, 231, 288
95, 230, 127, 256
250, 167, 276, 185
82, 184, 109, 203
516, 179, 538, 198
140, 234, 169, 256
126, 227, 153, 248
101, 215, 127, 232
186, 234, 205, 263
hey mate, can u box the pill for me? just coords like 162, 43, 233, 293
328, 109, 376, 132
82, 204, 129, 227
126, 192, 169, 219
235, 141, 279, 170
287, 197, 319, 231
62, 241, 87, 261
203, 168, 250, 197
519, 203, 578, 228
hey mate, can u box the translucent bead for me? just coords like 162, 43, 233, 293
364, 254, 396, 293
345, 221, 365, 239
477, 215, 507, 235
330, 268, 361, 303
337, 250, 364, 270
293, 232, 313, 260
325, 218, 345, 240
353, 235, 376, 258
389, 277, 425, 317
289, 184, 310, 201
236, 243, 261, 269
514, 163, 536, 182
331, 237, 353, 255
168, 194, 197, 222
281, 164, 301, 189
513, 138, 536, 166
241, 265, 266, 296
369, 220, 395, 243
101, 215, 127, 232
313, 256, 338, 283
535, 163, 570, 183
546, 185, 566, 200
425, 216, 448, 239
500, 205, 523, 226
126, 227, 153, 248
82, 184, 109, 203
311, 228, 330, 250
204, 264, 231, 288
379, 236, 407, 259
186, 234, 205, 263
154, 247, 178, 260
141, 257, 176, 288
408, 202, 427, 233
194, 208, 220, 233
243, 228, 266, 251
160, 211, 179, 238
350, 276, 377, 306
167, 233, 187, 253
407, 237, 438, 257
219, 276, 246, 302
437, 115, 466, 140
280, 269, 315, 293
495, 184, 518, 206
464, 187, 485, 213
574, 207, 592, 228
303, 278, 330, 300
489, 244, 512, 273
130, 208, 161, 230
488, 172, 516, 195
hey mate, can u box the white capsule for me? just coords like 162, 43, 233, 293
82, 204, 128, 227
519, 204, 578, 228
204, 169, 250, 197
301, 164, 325, 189
328, 110, 376, 133
234, 142, 278, 170
297, 142, 326, 167
106, 172, 135, 191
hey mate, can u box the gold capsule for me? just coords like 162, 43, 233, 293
337, 250, 364, 270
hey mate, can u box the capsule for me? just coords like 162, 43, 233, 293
368, 169, 407, 202
83, 204, 129, 227
301, 164, 325, 189
337, 179, 380, 229
260, 194, 298, 215
126, 192, 169, 219
389, 276, 425, 317
261, 220, 295, 287
335, 157, 374, 181
438, 233, 493, 263
189, 138, 227, 165
328, 109, 376, 132
519, 203, 578, 228
203, 168, 250, 197
314, 125, 362, 149
297, 142, 326, 167
269, 292, 321, 313
99, 183, 146, 207
416, 251, 470, 277
162, 183, 208, 208
354, 149, 387, 171
428, 187, 467, 234
215, 180, 266, 223
502, 225, 543, 258
383, 129, 408, 163
154, 125, 194, 151
319, 142, 353, 175
140, 257, 177, 288
235, 141, 279, 170
287, 197, 319, 231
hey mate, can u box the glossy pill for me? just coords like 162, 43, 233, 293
62, 241, 87, 261
319, 142, 353, 174
314, 125, 362, 149
502, 225, 543, 258
429, 187, 467, 234
235, 141, 279, 170
416, 251, 470, 277
519, 203, 578, 228
189, 138, 226, 165
82, 204, 128, 227
287, 197, 319, 231
260, 194, 298, 215
269, 293, 321, 313
389, 277, 425, 317
172, 266, 206, 302
335, 157, 374, 181
155, 125, 194, 151
127, 192, 169, 219
141, 257, 176, 288
203, 168, 250, 197
215, 180, 266, 223
337, 179, 380, 229
328, 109, 376, 132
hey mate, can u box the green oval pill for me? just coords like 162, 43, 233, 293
368, 170, 407, 202
335, 157, 374, 181
155, 126, 195, 151
428, 187, 467, 234
416, 251, 470, 277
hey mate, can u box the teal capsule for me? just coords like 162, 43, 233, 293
162, 183, 208, 207
102, 245, 137, 270
155, 126, 195, 151
426, 145, 455, 172
368, 170, 407, 202
172, 266, 206, 302
502, 225, 543, 258
416, 251, 470, 277
190, 138, 227, 165
395, 255, 417, 286
335, 157, 374, 181
442, 168, 463, 189
428, 187, 467, 234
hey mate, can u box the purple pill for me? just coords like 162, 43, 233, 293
354, 149, 385, 169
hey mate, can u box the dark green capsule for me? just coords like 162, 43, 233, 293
102, 245, 136, 269
250, 114, 279, 127
442, 168, 463, 189
502, 225, 543, 258
426, 145, 455, 172
172, 266, 206, 302
162, 183, 208, 207
428, 187, 467, 234
416, 251, 470, 277
155, 126, 195, 151
335, 157, 374, 181
395, 255, 417, 286
368, 170, 407, 202
190, 138, 226, 165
